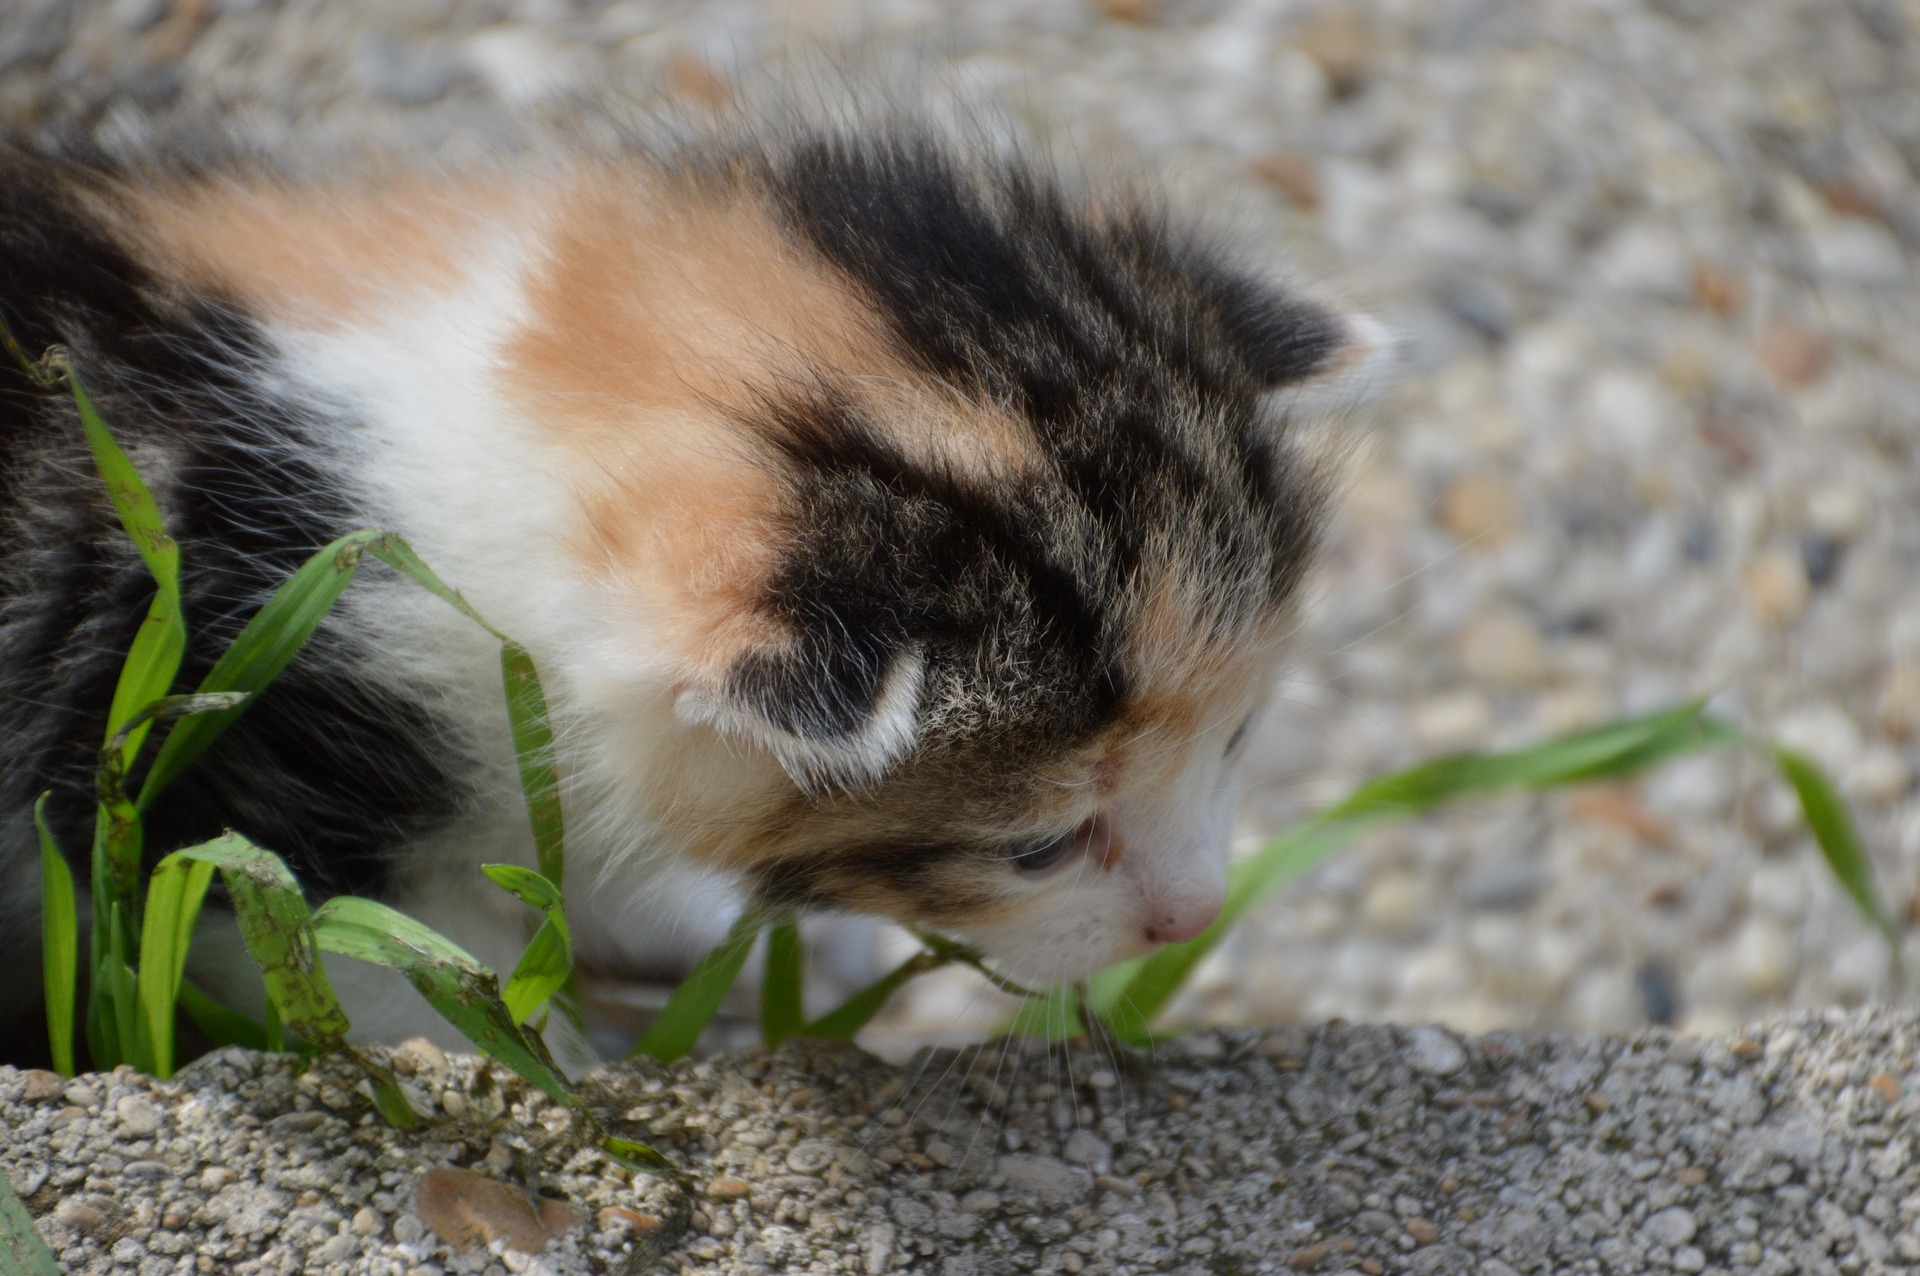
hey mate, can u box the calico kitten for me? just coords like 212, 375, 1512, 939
0, 122, 1373, 1061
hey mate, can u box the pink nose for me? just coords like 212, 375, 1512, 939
1145, 899, 1222, 945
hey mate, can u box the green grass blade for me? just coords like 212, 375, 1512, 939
1320, 699, 1721, 820
484, 863, 574, 1025
308, 895, 575, 1108
1100, 814, 1391, 1040
64, 368, 186, 772
177, 980, 268, 1052
0, 1160, 61, 1276
1773, 746, 1898, 946
357, 1053, 423, 1129
601, 1136, 679, 1177
482, 863, 565, 915
107, 595, 188, 774
1002, 984, 1082, 1040
105, 901, 137, 1067
139, 531, 382, 807
499, 643, 566, 887
366, 536, 505, 638
630, 911, 761, 1063
262, 998, 285, 1053
166, 834, 351, 1049
135, 853, 218, 1078
1100, 699, 1738, 1039
760, 917, 804, 1047
497, 922, 572, 1026
34, 795, 78, 1077
804, 945, 962, 1040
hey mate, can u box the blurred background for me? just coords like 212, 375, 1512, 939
6, 0, 1917, 1052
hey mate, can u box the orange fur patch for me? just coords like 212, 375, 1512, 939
501, 167, 1040, 679
123, 173, 513, 324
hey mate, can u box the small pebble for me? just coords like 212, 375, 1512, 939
1406, 1026, 1468, 1077
597, 1206, 664, 1234
52, 1198, 110, 1233
1757, 321, 1831, 385
1641, 1207, 1698, 1248
787, 1141, 838, 1174
1741, 548, 1810, 624
116, 1094, 163, 1136
1437, 472, 1522, 547
1456, 606, 1546, 689
20, 1070, 64, 1103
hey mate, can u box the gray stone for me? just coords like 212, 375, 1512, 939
1640, 1207, 1697, 1248
1407, 1026, 1469, 1076
116, 1094, 163, 1136
1062, 1130, 1112, 1173
995, 1154, 1092, 1207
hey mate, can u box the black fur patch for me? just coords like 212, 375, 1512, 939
755, 840, 996, 919
749, 133, 1331, 754
742, 387, 1122, 755
0, 146, 467, 908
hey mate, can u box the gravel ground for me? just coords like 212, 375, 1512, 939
3, 0, 1919, 1044
8, 1009, 1920, 1274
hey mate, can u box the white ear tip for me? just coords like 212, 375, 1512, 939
672, 646, 927, 791
1339, 312, 1396, 368
1289, 309, 1397, 408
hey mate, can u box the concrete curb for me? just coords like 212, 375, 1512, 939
6, 1008, 1916, 1273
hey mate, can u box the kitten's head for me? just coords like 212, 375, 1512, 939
520, 132, 1379, 985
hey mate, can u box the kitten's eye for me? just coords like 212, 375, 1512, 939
1225, 711, 1257, 758
1005, 831, 1077, 874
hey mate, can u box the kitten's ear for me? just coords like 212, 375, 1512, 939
675, 637, 926, 791
1210, 271, 1394, 398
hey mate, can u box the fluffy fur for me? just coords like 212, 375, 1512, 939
0, 120, 1371, 1062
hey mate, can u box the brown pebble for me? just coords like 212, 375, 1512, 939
414, 1167, 584, 1256
1691, 262, 1746, 317
52, 1198, 111, 1233
1252, 149, 1321, 209
1870, 1072, 1902, 1103
1438, 471, 1521, 548
1821, 177, 1881, 220
1757, 320, 1831, 386
1741, 548, 1810, 625
1360, 1261, 1384, 1276
597, 1206, 665, 1235
1094, 0, 1156, 21
1730, 1038, 1763, 1061
1438, 1176, 1460, 1196
1677, 1166, 1709, 1187
391, 1038, 446, 1077
706, 1176, 751, 1200
1288, 1241, 1335, 1270
1293, 7, 1374, 92
1568, 787, 1672, 846
1405, 1218, 1438, 1245
20, 1070, 65, 1103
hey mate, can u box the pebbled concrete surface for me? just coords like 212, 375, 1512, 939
7, 1008, 1920, 1273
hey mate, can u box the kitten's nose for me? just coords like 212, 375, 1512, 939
1145, 898, 1221, 945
